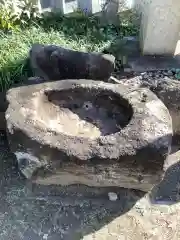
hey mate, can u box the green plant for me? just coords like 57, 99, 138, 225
17, 0, 41, 24
0, 7, 140, 90
0, 0, 41, 31
0, 0, 20, 31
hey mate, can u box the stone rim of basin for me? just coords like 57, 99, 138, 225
6, 79, 172, 191
40, 81, 133, 137
6, 79, 172, 162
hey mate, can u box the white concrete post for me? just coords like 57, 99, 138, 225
78, 0, 106, 14
39, 0, 78, 14
136, 0, 180, 55
30, 0, 42, 12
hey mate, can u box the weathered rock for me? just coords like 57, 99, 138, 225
114, 76, 180, 136
29, 44, 115, 81
0, 92, 8, 131
5, 80, 172, 191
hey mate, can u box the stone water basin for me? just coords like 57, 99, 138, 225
6, 79, 172, 191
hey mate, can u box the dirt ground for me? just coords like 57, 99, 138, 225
1, 131, 180, 240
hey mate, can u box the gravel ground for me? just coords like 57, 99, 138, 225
1, 132, 180, 240
113, 64, 180, 81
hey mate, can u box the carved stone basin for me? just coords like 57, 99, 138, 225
5, 80, 173, 191
34, 85, 133, 139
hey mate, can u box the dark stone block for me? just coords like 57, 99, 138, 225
29, 44, 115, 81
5, 80, 172, 191
0, 92, 8, 112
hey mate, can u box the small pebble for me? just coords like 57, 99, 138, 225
164, 76, 171, 81
143, 74, 148, 79
43, 234, 48, 240
108, 192, 118, 201
138, 70, 176, 81
167, 70, 173, 76
148, 72, 153, 77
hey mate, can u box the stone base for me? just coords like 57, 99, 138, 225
31, 162, 163, 192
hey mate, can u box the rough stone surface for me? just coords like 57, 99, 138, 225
29, 44, 115, 81
6, 79, 172, 191
115, 75, 180, 135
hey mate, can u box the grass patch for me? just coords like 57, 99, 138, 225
0, 26, 116, 90
0, 13, 138, 90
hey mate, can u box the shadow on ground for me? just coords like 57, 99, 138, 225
148, 136, 180, 205
149, 161, 180, 205
0, 131, 145, 240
